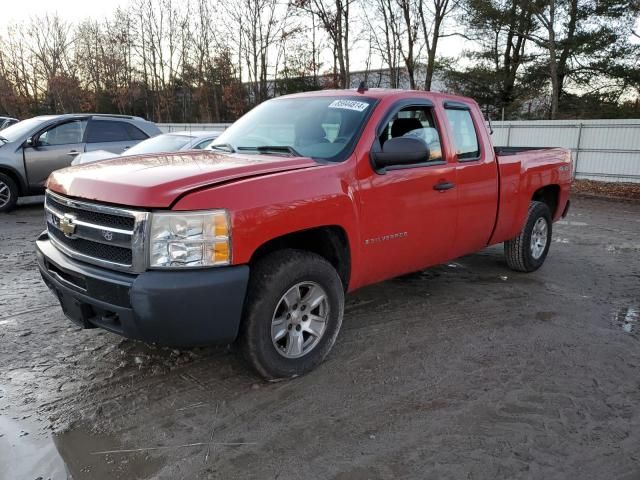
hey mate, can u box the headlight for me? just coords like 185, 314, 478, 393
149, 210, 231, 268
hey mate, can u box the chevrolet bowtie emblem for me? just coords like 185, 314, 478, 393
59, 214, 77, 237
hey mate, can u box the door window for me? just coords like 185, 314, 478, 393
192, 138, 213, 149
86, 120, 148, 143
38, 120, 87, 146
379, 106, 443, 162
444, 109, 480, 160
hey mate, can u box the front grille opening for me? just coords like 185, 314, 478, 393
46, 261, 87, 290
47, 195, 135, 230
49, 227, 133, 265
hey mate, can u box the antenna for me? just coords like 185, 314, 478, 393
357, 81, 368, 94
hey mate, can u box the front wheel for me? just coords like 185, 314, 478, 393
504, 201, 552, 272
239, 249, 344, 379
0, 173, 19, 213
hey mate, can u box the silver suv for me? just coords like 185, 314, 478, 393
0, 114, 161, 212
0, 117, 18, 130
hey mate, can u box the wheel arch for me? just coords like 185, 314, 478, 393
532, 184, 560, 217
249, 225, 352, 291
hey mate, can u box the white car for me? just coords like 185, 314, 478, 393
72, 130, 223, 165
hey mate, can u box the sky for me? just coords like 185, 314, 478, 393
0, 0, 128, 28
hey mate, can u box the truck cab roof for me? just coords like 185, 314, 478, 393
279, 87, 478, 106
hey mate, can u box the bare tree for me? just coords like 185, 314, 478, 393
418, 0, 459, 90
364, 0, 402, 87
294, 0, 353, 88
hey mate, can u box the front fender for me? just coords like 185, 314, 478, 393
172, 162, 361, 277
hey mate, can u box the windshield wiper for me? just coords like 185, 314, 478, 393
0, 135, 8, 144
209, 143, 236, 153
236, 145, 302, 157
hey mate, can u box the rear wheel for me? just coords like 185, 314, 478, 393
504, 201, 552, 272
0, 173, 18, 213
239, 249, 344, 379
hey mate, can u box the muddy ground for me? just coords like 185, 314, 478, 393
1, 195, 639, 480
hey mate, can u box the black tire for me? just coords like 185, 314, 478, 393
0, 173, 18, 213
504, 201, 552, 272
239, 249, 344, 379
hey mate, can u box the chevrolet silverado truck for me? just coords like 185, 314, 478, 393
36, 89, 572, 379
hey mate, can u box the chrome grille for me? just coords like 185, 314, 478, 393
48, 227, 133, 265
45, 191, 148, 273
46, 194, 135, 230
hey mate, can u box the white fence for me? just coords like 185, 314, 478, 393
157, 123, 231, 133
159, 119, 640, 183
491, 119, 640, 183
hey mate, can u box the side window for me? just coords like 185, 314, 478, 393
192, 139, 213, 150
39, 120, 87, 146
444, 108, 480, 160
87, 120, 146, 143
379, 106, 443, 162
124, 123, 148, 141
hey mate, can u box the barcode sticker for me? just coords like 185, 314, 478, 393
328, 100, 369, 112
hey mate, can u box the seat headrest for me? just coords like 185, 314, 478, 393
391, 117, 423, 138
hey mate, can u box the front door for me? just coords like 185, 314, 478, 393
356, 101, 458, 285
23, 119, 88, 189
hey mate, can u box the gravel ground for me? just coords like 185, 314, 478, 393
0, 195, 639, 480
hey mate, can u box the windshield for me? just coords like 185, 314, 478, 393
212, 96, 377, 161
122, 134, 193, 156
0, 117, 50, 143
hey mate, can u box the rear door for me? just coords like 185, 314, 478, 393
442, 101, 499, 257
357, 100, 458, 284
85, 119, 148, 154
23, 119, 88, 189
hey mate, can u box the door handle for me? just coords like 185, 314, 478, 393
66, 150, 80, 157
433, 181, 455, 191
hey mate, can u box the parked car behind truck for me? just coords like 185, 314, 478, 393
71, 130, 223, 165
36, 89, 572, 379
0, 114, 161, 212
0, 116, 18, 130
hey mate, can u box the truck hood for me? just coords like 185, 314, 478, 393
47, 151, 319, 208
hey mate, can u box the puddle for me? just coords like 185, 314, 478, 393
0, 414, 68, 479
54, 424, 165, 480
613, 306, 639, 334
0, 411, 165, 480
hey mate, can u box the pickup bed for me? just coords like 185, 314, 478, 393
36, 89, 572, 379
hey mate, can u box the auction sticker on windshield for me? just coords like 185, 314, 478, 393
328, 100, 370, 112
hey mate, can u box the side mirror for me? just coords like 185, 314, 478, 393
371, 136, 430, 170
25, 137, 34, 147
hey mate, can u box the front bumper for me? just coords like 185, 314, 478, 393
36, 232, 249, 347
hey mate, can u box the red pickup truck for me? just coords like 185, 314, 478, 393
36, 89, 572, 378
